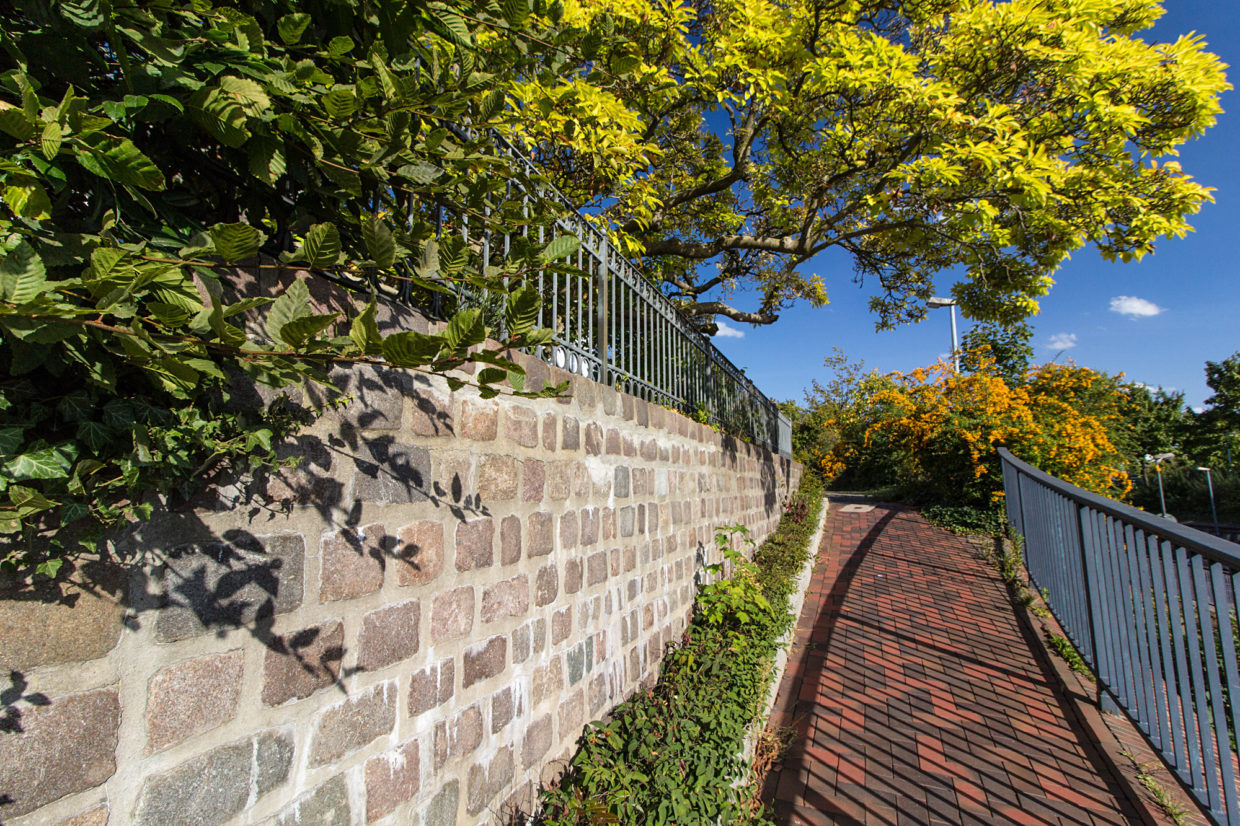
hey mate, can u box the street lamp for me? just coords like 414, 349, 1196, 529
1196, 466, 1220, 535
1147, 452, 1174, 517
928, 296, 959, 374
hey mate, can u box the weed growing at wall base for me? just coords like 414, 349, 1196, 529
537, 475, 823, 825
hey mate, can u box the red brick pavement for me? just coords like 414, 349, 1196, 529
762, 499, 1143, 826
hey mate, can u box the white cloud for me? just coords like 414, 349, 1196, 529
1110, 295, 1165, 318
1047, 333, 1078, 350
1133, 381, 1178, 393
714, 320, 745, 339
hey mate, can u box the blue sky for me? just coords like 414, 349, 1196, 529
707, 2, 1238, 410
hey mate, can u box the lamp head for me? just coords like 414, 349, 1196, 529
927, 297, 956, 308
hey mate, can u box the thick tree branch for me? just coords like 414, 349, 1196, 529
642, 216, 921, 260
680, 301, 779, 325
618, 108, 764, 236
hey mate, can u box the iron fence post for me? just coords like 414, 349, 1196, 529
1074, 504, 1111, 712
597, 236, 610, 387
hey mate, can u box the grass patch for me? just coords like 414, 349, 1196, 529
1122, 750, 1191, 826
1045, 631, 1096, 682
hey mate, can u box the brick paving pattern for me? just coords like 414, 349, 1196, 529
763, 498, 1142, 825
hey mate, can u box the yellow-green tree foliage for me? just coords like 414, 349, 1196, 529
811, 356, 1132, 505
493, 0, 1228, 330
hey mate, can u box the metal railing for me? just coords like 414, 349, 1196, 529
1000, 448, 1240, 825
327, 126, 790, 456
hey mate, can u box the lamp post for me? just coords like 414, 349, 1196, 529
928, 296, 959, 374
1197, 466, 1219, 535
1149, 452, 1174, 517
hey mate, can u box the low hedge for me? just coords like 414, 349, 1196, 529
538, 474, 824, 825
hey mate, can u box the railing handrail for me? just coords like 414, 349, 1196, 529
998, 448, 1240, 567
376, 122, 790, 455
496, 132, 773, 413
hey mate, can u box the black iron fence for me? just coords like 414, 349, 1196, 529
1000, 448, 1240, 825
326, 129, 791, 457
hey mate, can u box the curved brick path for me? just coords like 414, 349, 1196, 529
762, 497, 1142, 826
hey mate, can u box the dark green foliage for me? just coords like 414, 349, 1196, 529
959, 320, 1033, 385
538, 475, 824, 825
0, 0, 571, 574
1204, 352, 1240, 433
921, 504, 1006, 538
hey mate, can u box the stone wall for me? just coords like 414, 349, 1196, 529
0, 288, 800, 826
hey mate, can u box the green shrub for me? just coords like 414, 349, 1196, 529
538, 475, 823, 825
0, 0, 569, 574
921, 504, 1006, 538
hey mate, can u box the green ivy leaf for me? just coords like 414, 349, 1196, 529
0, 510, 21, 534
0, 427, 24, 455
76, 420, 112, 452
362, 215, 396, 269
36, 558, 64, 578
539, 234, 581, 263
4, 447, 73, 480
60, 501, 90, 524
9, 484, 53, 512
56, 392, 94, 422
209, 222, 264, 262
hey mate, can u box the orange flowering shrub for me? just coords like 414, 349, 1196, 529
817, 356, 1131, 505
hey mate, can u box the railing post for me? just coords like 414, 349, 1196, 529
1074, 504, 1113, 712
596, 235, 610, 387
